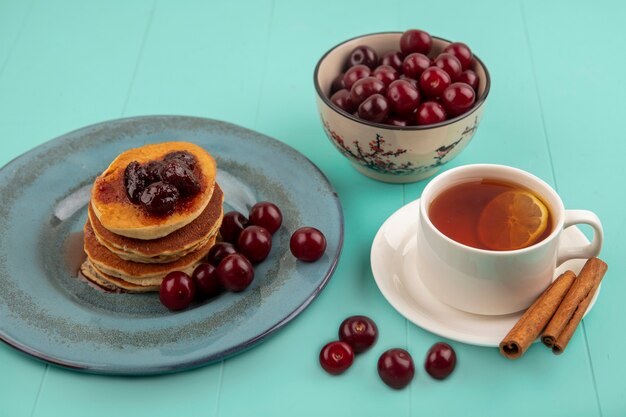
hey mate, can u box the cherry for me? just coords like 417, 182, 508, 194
358, 94, 389, 123
290, 227, 327, 262
399, 75, 419, 89
217, 254, 254, 292
424, 342, 456, 380
350, 76, 386, 107
140, 181, 179, 215
401, 53, 430, 79
386, 79, 420, 116
345, 45, 378, 70
400, 29, 432, 55
338, 315, 378, 353
379, 51, 404, 72
443, 42, 473, 70
124, 161, 147, 203
159, 271, 195, 311
220, 211, 249, 244
386, 115, 413, 127
330, 73, 345, 95
249, 201, 282, 234
434, 53, 462, 81
237, 225, 272, 263
419, 67, 451, 99
192, 263, 222, 299
373, 65, 398, 87
330, 89, 356, 114
143, 160, 164, 184
457, 69, 479, 92
441, 82, 476, 117
343, 64, 371, 90
416, 101, 447, 126
206, 242, 237, 266
160, 159, 200, 196
163, 151, 197, 171
377, 348, 415, 389
319, 341, 354, 375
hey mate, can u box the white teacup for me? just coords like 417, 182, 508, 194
416, 164, 603, 315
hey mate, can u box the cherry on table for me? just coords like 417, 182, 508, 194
424, 342, 457, 380
457, 69, 479, 92
220, 211, 249, 244
419, 67, 451, 99
343, 64, 371, 90
400, 29, 432, 55
441, 82, 476, 117
338, 315, 378, 353
319, 341, 354, 375
330, 89, 355, 114
345, 45, 378, 70
290, 227, 327, 262
401, 53, 430, 79
386, 79, 420, 116
377, 348, 415, 389
350, 76, 386, 107
443, 42, 473, 70
140, 181, 179, 215
380, 51, 404, 72
206, 242, 237, 266
249, 201, 283, 234
434, 53, 463, 81
358, 94, 389, 123
217, 253, 254, 292
237, 225, 272, 263
192, 263, 222, 299
416, 101, 447, 126
160, 271, 195, 311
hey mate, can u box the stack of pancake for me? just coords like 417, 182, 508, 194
80, 142, 223, 292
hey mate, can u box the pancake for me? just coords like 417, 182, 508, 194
91, 141, 217, 240
89, 184, 224, 263
80, 259, 159, 293
83, 220, 216, 286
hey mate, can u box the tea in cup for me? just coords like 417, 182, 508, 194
416, 164, 603, 315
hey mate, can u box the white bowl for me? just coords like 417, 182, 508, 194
314, 32, 491, 183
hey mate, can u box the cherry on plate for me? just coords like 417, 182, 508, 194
330, 89, 356, 114
424, 342, 457, 380
237, 225, 272, 263
220, 211, 249, 244
249, 201, 283, 234
443, 42, 473, 70
217, 253, 254, 292
319, 341, 354, 375
338, 315, 378, 353
378, 348, 415, 389
160, 271, 195, 311
163, 151, 197, 171
343, 64, 371, 90
206, 242, 237, 266
400, 29, 432, 55
457, 69, 479, 92
441, 82, 476, 117
434, 53, 463, 81
350, 76, 386, 107
140, 181, 179, 216
386, 79, 420, 116
290, 227, 327, 262
192, 263, 222, 299
419, 67, 451, 99
345, 45, 378, 70
379, 51, 404, 72
358, 94, 389, 123
160, 158, 200, 196
416, 101, 447, 126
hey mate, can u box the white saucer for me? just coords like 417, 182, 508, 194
371, 199, 600, 347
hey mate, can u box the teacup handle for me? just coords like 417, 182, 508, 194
557, 209, 603, 265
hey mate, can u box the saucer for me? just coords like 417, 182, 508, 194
371, 199, 600, 347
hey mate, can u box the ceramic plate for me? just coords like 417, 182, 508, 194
0, 116, 343, 374
371, 199, 599, 347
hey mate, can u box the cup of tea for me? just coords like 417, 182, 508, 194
416, 164, 603, 315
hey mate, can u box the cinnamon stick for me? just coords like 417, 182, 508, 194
499, 271, 576, 359
541, 257, 608, 350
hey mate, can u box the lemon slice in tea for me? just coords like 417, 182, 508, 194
477, 191, 549, 251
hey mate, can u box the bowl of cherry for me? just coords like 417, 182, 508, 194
314, 30, 490, 183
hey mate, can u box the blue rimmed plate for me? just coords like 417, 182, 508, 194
0, 116, 343, 375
